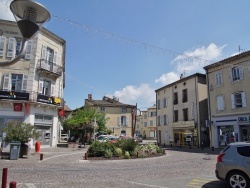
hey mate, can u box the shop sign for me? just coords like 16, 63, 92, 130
58, 109, 65, 117
0, 91, 29, 101
13, 103, 23, 111
238, 117, 249, 122
37, 94, 61, 106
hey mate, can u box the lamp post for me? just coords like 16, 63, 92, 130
0, 0, 50, 66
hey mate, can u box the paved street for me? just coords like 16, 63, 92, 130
0, 145, 227, 188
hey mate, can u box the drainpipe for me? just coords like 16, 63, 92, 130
205, 70, 212, 148
195, 76, 201, 147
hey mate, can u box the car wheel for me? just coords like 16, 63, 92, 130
227, 171, 250, 188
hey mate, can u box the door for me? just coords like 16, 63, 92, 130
35, 126, 51, 146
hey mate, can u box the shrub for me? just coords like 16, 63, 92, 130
115, 148, 123, 157
104, 149, 113, 158
115, 138, 138, 154
124, 151, 130, 159
88, 141, 115, 157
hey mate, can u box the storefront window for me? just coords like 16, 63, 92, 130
218, 126, 235, 147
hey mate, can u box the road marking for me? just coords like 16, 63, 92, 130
128, 181, 169, 188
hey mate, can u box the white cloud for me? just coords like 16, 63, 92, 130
172, 43, 226, 74
155, 71, 180, 85
108, 84, 155, 109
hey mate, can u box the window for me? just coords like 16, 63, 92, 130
157, 116, 161, 126
174, 110, 178, 122
0, 36, 6, 57
100, 107, 105, 112
164, 97, 168, 107
150, 111, 156, 117
215, 71, 223, 86
157, 99, 161, 109
183, 108, 188, 121
173, 92, 178, 105
38, 78, 55, 96
217, 95, 225, 111
118, 116, 129, 126
7, 38, 16, 58
150, 120, 153, 126
164, 114, 168, 125
2, 73, 27, 91
231, 92, 246, 109
144, 122, 147, 127
182, 89, 188, 103
121, 108, 126, 113
41, 46, 57, 71
144, 113, 147, 119
237, 146, 250, 157
229, 66, 243, 82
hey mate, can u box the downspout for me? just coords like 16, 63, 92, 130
205, 70, 212, 148
195, 76, 200, 147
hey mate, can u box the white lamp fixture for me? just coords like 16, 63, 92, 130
0, 0, 50, 66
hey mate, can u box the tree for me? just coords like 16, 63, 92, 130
63, 106, 109, 141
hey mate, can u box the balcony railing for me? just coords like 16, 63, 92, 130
37, 59, 63, 76
0, 90, 64, 107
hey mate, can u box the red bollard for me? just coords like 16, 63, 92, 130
84, 152, 88, 160
35, 141, 40, 153
2, 168, 8, 188
9, 181, 16, 188
162, 149, 166, 155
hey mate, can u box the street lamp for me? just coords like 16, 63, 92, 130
0, 0, 50, 66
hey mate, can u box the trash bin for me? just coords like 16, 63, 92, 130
9, 142, 21, 160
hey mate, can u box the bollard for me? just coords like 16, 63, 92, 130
2, 168, 8, 188
35, 141, 40, 153
84, 152, 88, 160
40, 153, 44, 161
9, 181, 16, 188
162, 149, 166, 155
137, 152, 139, 158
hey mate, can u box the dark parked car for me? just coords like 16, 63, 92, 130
215, 142, 250, 188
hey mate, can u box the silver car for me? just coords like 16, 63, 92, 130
216, 142, 250, 188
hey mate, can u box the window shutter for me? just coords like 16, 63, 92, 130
25, 40, 32, 59
22, 75, 28, 91
53, 51, 57, 64
51, 82, 55, 96
118, 116, 121, 126
0, 36, 6, 57
7, 38, 16, 58
216, 96, 220, 110
166, 115, 169, 125
161, 115, 164, 125
228, 67, 233, 82
0, 72, 2, 89
231, 94, 235, 109
221, 96, 225, 110
239, 66, 244, 80
126, 116, 129, 126
3, 73, 11, 90
41, 46, 47, 60
248, 63, 250, 78
215, 72, 218, 86
38, 78, 44, 94
242, 92, 247, 108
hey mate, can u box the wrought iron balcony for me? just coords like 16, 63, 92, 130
37, 59, 63, 76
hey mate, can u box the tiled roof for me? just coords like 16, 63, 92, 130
64, 105, 72, 111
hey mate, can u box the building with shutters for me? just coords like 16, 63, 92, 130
0, 19, 66, 148
135, 105, 157, 139
84, 94, 136, 137
155, 73, 209, 147
204, 51, 250, 148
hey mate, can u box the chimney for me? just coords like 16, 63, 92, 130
88, 94, 92, 100
180, 74, 183, 79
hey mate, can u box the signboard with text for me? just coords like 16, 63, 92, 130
37, 94, 61, 106
0, 91, 29, 101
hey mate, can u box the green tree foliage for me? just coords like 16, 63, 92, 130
2, 121, 40, 143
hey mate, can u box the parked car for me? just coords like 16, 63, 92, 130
60, 134, 69, 142
215, 142, 250, 188
135, 135, 143, 142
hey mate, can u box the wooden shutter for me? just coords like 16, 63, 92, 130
3, 73, 11, 90
53, 51, 57, 64
215, 72, 219, 86
126, 116, 129, 126
38, 78, 44, 94
41, 46, 47, 60
118, 116, 121, 126
239, 66, 244, 80
7, 38, 16, 58
25, 40, 32, 59
0, 36, 6, 57
242, 92, 247, 108
228, 67, 233, 82
51, 82, 55, 96
220, 71, 223, 85
231, 94, 235, 109
0, 72, 2, 89
216, 96, 220, 110
22, 75, 28, 91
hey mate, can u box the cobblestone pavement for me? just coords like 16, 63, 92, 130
0, 146, 226, 188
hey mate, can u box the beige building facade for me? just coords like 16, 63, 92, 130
85, 94, 136, 137
0, 19, 66, 148
155, 73, 209, 147
204, 51, 250, 148
135, 105, 157, 139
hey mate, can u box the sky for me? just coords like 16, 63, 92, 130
1, 0, 250, 111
